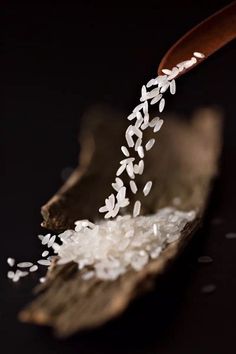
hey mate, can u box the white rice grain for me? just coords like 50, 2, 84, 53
143, 101, 148, 115
145, 138, 155, 151
37, 259, 51, 266
150, 246, 162, 259
125, 126, 135, 148
133, 103, 144, 113
133, 200, 141, 217
127, 112, 136, 121
170, 80, 176, 95
150, 94, 162, 105
137, 146, 144, 158
132, 126, 142, 139
194, 51, 205, 58
13, 273, 20, 282
141, 114, 149, 129
7, 271, 14, 279
146, 78, 155, 88
154, 75, 167, 85
29, 265, 38, 272
48, 235, 56, 248
116, 177, 123, 188
135, 119, 143, 130
99, 205, 108, 213
135, 137, 142, 150
190, 56, 197, 64
7, 257, 15, 267
143, 181, 152, 196
121, 146, 129, 157
18, 271, 29, 277
130, 180, 138, 194
159, 98, 165, 112
138, 160, 144, 175
160, 82, 170, 93
17, 262, 33, 268
147, 87, 160, 99
153, 119, 164, 133
162, 68, 172, 75
120, 157, 135, 165
153, 224, 158, 236
149, 117, 159, 128
133, 164, 139, 174
126, 162, 135, 179
167, 67, 179, 80
42, 233, 51, 245
116, 163, 126, 176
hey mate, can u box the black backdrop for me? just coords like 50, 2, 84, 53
1, 1, 236, 353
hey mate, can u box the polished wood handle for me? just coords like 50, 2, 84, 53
158, 1, 236, 76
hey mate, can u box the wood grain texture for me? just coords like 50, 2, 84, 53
19, 105, 222, 337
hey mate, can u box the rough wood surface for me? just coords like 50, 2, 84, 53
19, 105, 222, 337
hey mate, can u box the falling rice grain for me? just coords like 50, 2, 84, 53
42, 233, 51, 245
170, 80, 176, 94
130, 180, 138, 194
153, 119, 164, 133
29, 265, 38, 272
126, 163, 135, 179
42, 250, 49, 257
135, 137, 142, 150
145, 138, 155, 151
48, 235, 56, 248
121, 146, 130, 157
143, 181, 152, 196
160, 82, 170, 93
7, 271, 14, 279
133, 200, 141, 217
150, 94, 162, 105
138, 160, 144, 175
137, 146, 144, 158
149, 117, 159, 128
37, 259, 51, 266
146, 78, 155, 88
7, 258, 15, 267
116, 163, 126, 177
17, 262, 33, 268
159, 98, 165, 113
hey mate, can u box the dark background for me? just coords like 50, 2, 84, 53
1, 1, 236, 353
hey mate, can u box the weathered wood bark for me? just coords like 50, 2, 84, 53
19, 105, 222, 337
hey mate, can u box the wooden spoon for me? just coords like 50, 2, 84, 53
158, 1, 236, 76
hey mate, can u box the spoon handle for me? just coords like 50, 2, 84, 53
158, 1, 236, 76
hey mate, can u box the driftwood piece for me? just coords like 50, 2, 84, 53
19, 105, 222, 337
